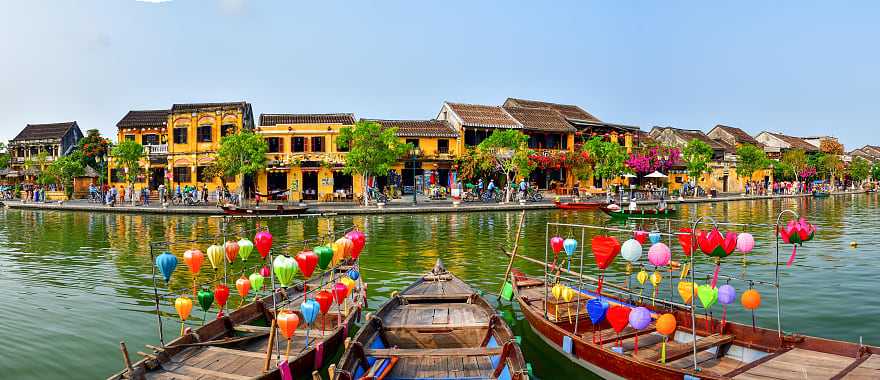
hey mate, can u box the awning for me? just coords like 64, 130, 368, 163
645, 171, 668, 178
6, 171, 20, 178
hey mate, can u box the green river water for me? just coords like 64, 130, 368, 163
1, 194, 878, 379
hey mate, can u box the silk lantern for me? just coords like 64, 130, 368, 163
334, 237, 353, 262
633, 230, 649, 245
698, 228, 737, 287
345, 230, 366, 259
254, 230, 273, 259
315, 290, 333, 332
550, 236, 565, 256
295, 251, 318, 279
563, 238, 578, 257
656, 313, 677, 364
235, 276, 251, 299
214, 283, 230, 318
591, 235, 621, 295
628, 306, 652, 354
155, 252, 178, 283
276, 310, 300, 356
587, 298, 610, 343
718, 284, 736, 331
237, 238, 254, 261
175, 296, 193, 335
260, 266, 270, 278
273, 255, 298, 287
249, 272, 264, 293
206, 244, 223, 270
197, 289, 214, 322
648, 231, 661, 245
621, 239, 643, 263
780, 218, 815, 266
183, 249, 204, 274
736, 233, 755, 253
606, 305, 631, 348
647, 243, 671, 267
677, 281, 694, 304
347, 269, 360, 281
224, 241, 239, 262
677, 228, 695, 256
742, 288, 761, 329
315, 246, 333, 270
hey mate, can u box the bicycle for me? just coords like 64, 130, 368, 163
367, 187, 388, 204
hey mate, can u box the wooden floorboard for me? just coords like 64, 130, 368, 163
841, 354, 880, 379
733, 348, 853, 380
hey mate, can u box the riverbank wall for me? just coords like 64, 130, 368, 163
3, 190, 867, 216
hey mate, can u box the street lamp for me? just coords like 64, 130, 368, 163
410, 147, 421, 205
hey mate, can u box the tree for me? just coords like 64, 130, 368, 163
872, 163, 880, 182
0, 142, 9, 170
47, 152, 85, 197
818, 153, 843, 181
216, 131, 268, 202
77, 129, 112, 183
820, 139, 844, 155
337, 120, 409, 206
849, 157, 871, 185
781, 149, 808, 180
476, 130, 535, 202
584, 136, 629, 189
111, 140, 144, 191
735, 143, 770, 180
682, 139, 714, 195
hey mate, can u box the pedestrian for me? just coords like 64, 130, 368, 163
158, 183, 166, 204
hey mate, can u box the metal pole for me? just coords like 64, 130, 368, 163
774, 209, 798, 341
149, 244, 166, 347
689, 215, 717, 372
573, 226, 586, 336
543, 223, 549, 320
412, 155, 417, 206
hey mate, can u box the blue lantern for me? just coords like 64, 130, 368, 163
155, 252, 178, 283
587, 298, 609, 324
347, 269, 360, 281
563, 238, 578, 257
649, 232, 662, 245
300, 299, 320, 325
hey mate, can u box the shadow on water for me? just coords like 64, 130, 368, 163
0, 194, 878, 379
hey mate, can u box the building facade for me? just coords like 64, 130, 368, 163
254, 113, 357, 202
109, 102, 254, 192
8, 121, 84, 175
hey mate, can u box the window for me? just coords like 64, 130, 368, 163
406, 138, 420, 148
267, 137, 283, 153
124, 135, 135, 141
173, 128, 188, 144
142, 134, 159, 146
110, 169, 122, 182
311, 136, 325, 152
336, 138, 349, 152
196, 166, 209, 182
221, 124, 235, 137
292, 137, 305, 152
173, 167, 191, 183
197, 125, 212, 142
438, 139, 449, 154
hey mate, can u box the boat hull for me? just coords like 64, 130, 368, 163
555, 201, 606, 210
600, 206, 677, 218
221, 204, 309, 215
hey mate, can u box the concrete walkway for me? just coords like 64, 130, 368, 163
2, 190, 866, 216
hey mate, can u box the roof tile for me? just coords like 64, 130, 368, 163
12, 122, 79, 142
364, 119, 458, 138
445, 102, 520, 129
260, 113, 355, 126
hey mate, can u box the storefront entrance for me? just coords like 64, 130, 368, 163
267, 172, 288, 200
150, 168, 165, 190
302, 171, 318, 200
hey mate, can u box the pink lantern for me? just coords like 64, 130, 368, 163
647, 243, 671, 267
736, 233, 755, 253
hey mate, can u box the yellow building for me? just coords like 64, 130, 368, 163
109, 102, 254, 192
254, 113, 357, 202
365, 119, 460, 194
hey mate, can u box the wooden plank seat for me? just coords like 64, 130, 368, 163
366, 347, 503, 358
639, 334, 734, 363
514, 279, 544, 287
733, 348, 859, 380
841, 354, 880, 379
597, 325, 656, 346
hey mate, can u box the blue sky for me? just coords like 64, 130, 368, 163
1, 1, 877, 149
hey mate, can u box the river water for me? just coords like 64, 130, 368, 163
1, 194, 878, 379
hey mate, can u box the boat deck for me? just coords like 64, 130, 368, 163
732, 349, 874, 380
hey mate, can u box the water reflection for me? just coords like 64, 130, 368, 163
0, 194, 878, 379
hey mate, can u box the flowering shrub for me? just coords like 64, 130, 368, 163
798, 166, 817, 179
528, 151, 590, 169
625, 146, 681, 174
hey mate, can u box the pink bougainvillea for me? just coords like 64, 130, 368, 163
625, 146, 681, 174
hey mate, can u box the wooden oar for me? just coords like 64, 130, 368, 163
498, 210, 526, 298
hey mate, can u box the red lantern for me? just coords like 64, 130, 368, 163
214, 284, 230, 318
332, 282, 349, 303
677, 228, 694, 256
295, 251, 318, 279
345, 230, 366, 259
254, 231, 273, 259
591, 235, 621, 270
606, 305, 631, 334
224, 241, 239, 262
315, 290, 333, 314
698, 228, 737, 258
633, 230, 649, 245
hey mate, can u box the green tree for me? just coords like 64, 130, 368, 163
216, 131, 268, 202
871, 163, 880, 182
0, 142, 9, 170
682, 139, 714, 195
849, 157, 871, 185
77, 129, 112, 183
111, 140, 144, 189
781, 149, 808, 180
476, 130, 535, 202
47, 152, 85, 197
735, 143, 770, 181
584, 136, 629, 189
337, 120, 410, 206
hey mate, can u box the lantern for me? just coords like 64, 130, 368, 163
315, 246, 334, 270
183, 249, 204, 274
633, 230, 649, 245
273, 255, 299, 287
224, 241, 239, 262
254, 230, 273, 259
206, 244, 224, 270
237, 238, 254, 261
628, 306, 652, 354
736, 233, 755, 253
656, 313, 677, 364
549, 236, 564, 256
718, 284, 736, 332
563, 238, 578, 257
647, 243, 671, 267
648, 231, 661, 244
235, 276, 251, 299
294, 251, 318, 279
248, 272, 265, 293
155, 252, 178, 283
677, 281, 694, 304
698, 228, 737, 287
620, 239, 643, 263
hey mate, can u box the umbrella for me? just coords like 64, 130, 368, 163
645, 171, 668, 179
621, 173, 637, 178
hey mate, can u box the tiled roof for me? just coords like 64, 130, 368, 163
364, 119, 458, 138
116, 110, 170, 129
12, 122, 79, 142
655, 127, 731, 152
711, 125, 761, 146
503, 98, 601, 122
502, 106, 576, 133
171, 101, 250, 112
445, 102, 521, 129
768, 132, 819, 152
260, 113, 355, 126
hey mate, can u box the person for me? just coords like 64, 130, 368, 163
519, 178, 528, 200
142, 187, 150, 206
202, 184, 209, 204
487, 179, 496, 199
572, 181, 580, 198
89, 183, 98, 202
158, 183, 166, 204
119, 185, 125, 204
657, 195, 667, 211
476, 178, 484, 196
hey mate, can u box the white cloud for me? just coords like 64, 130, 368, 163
135, 0, 173, 3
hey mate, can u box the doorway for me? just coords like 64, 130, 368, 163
267, 172, 288, 200
150, 168, 165, 190
302, 171, 318, 200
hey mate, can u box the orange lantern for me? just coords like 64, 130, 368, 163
741, 289, 761, 310
276, 310, 300, 356
656, 313, 677, 335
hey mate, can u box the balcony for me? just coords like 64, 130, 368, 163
145, 144, 168, 155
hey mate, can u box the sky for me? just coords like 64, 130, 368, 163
1, 1, 878, 149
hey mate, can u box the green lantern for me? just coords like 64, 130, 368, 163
273, 255, 299, 287
315, 246, 334, 270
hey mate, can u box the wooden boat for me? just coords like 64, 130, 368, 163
555, 200, 606, 210
812, 191, 831, 198
109, 263, 364, 380
510, 270, 879, 380
333, 260, 528, 380
600, 205, 677, 218
221, 204, 309, 216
